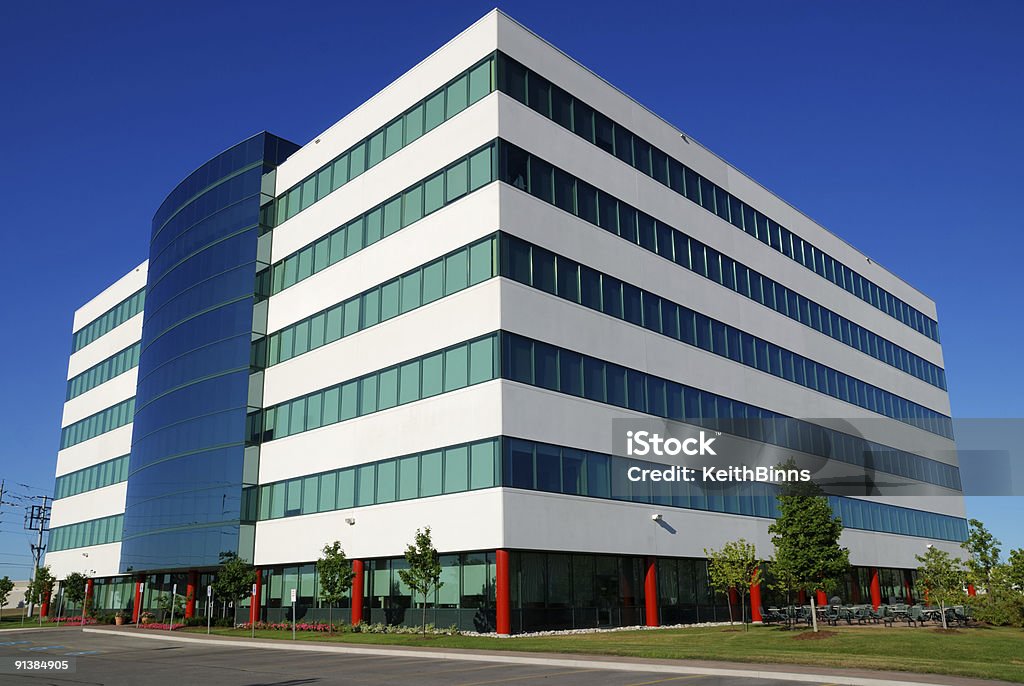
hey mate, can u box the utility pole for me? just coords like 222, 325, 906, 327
24, 497, 50, 618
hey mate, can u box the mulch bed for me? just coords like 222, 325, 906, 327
792, 630, 838, 640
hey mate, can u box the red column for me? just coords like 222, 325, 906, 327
84, 579, 94, 615
40, 591, 50, 618
350, 560, 364, 626
250, 569, 262, 625
185, 571, 197, 619
132, 577, 144, 622
797, 589, 807, 604
869, 568, 882, 609
496, 549, 511, 635
644, 556, 658, 627
816, 589, 828, 606
750, 582, 762, 622
967, 584, 977, 597
904, 571, 914, 604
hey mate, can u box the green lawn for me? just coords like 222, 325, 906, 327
182, 624, 1024, 683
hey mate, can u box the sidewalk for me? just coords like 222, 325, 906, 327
82, 626, 1018, 686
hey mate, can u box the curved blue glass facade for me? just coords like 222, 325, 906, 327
120, 133, 298, 572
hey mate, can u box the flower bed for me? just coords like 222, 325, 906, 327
49, 616, 97, 625
139, 622, 185, 631
239, 621, 337, 632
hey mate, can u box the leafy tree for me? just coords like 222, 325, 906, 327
705, 539, 762, 626
156, 592, 185, 622
962, 518, 1001, 590
0, 576, 14, 613
62, 572, 87, 616
26, 566, 55, 616
397, 527, 443, 635
211, 552, 256, 620
316, 541, 355, 631
768, 492, 849, 632
915, 546, 967, 629
971, 563, 1024, 627
1005, 548, 1024, 593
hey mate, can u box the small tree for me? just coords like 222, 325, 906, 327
212, 552, 256, 622
962, 518, 1001, 590
397, 527, 443, 635
915, 546, 967, 629
316, 541, 354, 631
155, 592, 185, 623
0, 576, 14, 617
705, 539, 762, 627
62, 572, 87, 616
768, 492, 849, 632
1006, 548, 1024, 593
26, 566, 55, 618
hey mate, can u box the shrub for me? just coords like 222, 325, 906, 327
971, 591, 1024, 627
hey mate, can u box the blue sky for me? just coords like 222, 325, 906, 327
1, 0, 1021, 578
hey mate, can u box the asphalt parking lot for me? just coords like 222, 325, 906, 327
0, 627, 828, 686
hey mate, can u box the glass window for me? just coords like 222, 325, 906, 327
443, 446, 469, 493
340, 381, 358, 421
383, 197, 402, 236
445, 251, 468, 294
469, 239, 493, 285
420, 451, 443, 497
446, 74, 468, 117
367, 131, 384, 167
376, 460, 396, 503
398, 455, 419, 500
385, 119, 403, 157
424, 173, 445, 215
399, 360, 420, 405
381, 280, 400, 320
378, 367, 398, 410
424, 90, 445, 131
469, 337, 495, 384
469, 146, 493, 191
359, 375, 378, 415
332, 153, 349, 189
403, 185, 423, 225
444, 344, 468, 391
405, 105, 424, 145
337, 469, 355, 509
422, 259, 444, 303
349, 143, 366, 177
421, 352, 443, 397
401, 271, 421, 313
356, 464, 375, 506
470, 441, 495, 489
469, 61, 491, 104
446, 159, 469, 202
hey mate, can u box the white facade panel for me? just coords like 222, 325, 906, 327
495, 97, 944, 367
495, 185, 949, 413
266, 184, 500, 334
259, 380, 503, 484
55, 423, 132, 477
493, 14, 936, 317
61, 369, 138, 427
71, 261, 147, 334
498, 279, 955, 464
271, 95, 499, 262
255, 490, 503, 565
264, 279, 501, 407
49, 483, 127, 528
46, 543, 121, 580
66, 314, 143, 379
500, 490, 961, 569
274, 13, 498, 191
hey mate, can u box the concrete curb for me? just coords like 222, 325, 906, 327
81, 627, 998, 686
